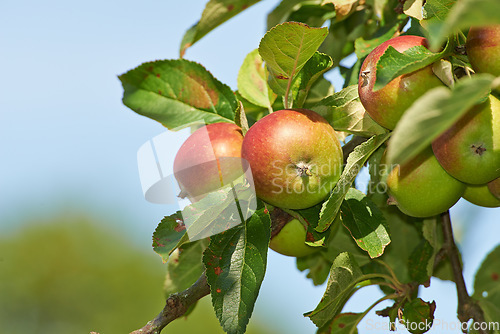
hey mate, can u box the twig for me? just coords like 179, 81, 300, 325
129, 272, 210, 334
440, 211, 489, 334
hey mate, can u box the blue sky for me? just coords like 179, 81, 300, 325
1, 1, 499, 333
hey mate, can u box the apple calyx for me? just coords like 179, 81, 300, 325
470, 143, 486, 156
295, 161, 313, 177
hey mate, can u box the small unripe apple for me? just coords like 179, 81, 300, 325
241, 109, 343, 209
386, 147, 466, 217
463, 184, 500, 208
358, 35, 444, 130
269, 208, 318, 257
173, 123, 244, 200
487, 177, 500, 200
466, 25, 500, 77
432, 94, 500, 185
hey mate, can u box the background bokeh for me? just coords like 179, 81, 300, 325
1, 1, 498, 333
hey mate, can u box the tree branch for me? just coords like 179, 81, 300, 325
129, 272, 210, 334
440, 211, 489, 334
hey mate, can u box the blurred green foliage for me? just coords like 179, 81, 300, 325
0, 215, 279, 334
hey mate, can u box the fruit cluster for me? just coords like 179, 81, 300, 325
359, 27, 500, 217
172, 25, 500, 257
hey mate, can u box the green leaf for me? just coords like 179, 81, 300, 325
402, 298, 436, 334
180, 0, 260, 56
164, 239, 208, 296
237, 49, 276, 110
386, 74, 494, 166
292, 52, 334, 108
373, 41, 452, 91
120, 59, 238, 130
354, 23, 399, 59
152, 212, 188, 262
408, 240, 434, 284
267, 0, 335, 30
340, 188, 391, 258
316, 133, 391, 232
297, 219, 373, 286
317, 312, 361, 334
305, 252, 364, 328
267, 0, 308, 30
424, 0, 500, 50
297, 204, 332, 247
258, 22, 328, 107
421, 217, 455, 282
311, 85, 387, 137
203, 208, 271, 334
234, 101, 250, 135
473, 244, 500, 304
288, 2, 336, 27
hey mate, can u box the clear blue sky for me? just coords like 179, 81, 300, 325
1, 1, 498, 333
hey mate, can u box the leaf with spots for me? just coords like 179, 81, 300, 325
340, 188, 391, 258
473, 244, 500, 325
203, 207, 271, 334
311, 85, 387, 137
164, 239, 208, 296
316, 133, 391, 233
305, 252, 364, 328
180, 0, 261, 56
119, 59, 238, 130
152, 212, 188, 262
258, 22, 328, 108
317, 312, 361, 334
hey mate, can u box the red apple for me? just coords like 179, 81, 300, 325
358, 35, 444, 130
241, 109, 343, 209
466, 25, 500, 77
173, 122, 244, 200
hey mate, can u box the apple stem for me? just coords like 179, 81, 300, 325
440, 211, 489, 334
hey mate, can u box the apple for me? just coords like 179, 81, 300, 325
269, 208, 318, 257
173, 122, 244, 200
487, 177, 500, 200
241, 109, 343, 210
466, 25, 500, 77
432, 94, 500, 185
386, 147, 466, 217
463, 184, 500, 208
358, 35, 444, 130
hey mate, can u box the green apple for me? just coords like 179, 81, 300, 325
269, 210, 318, 257
241, 109, 343, 209
386, 147, 466, 217
487, 177, 500, 200
466, 25, 500, 77
358, 35, 444, 130
174, 122, 244, 201
463, 184, 500, 208
432, 94, 500, 185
